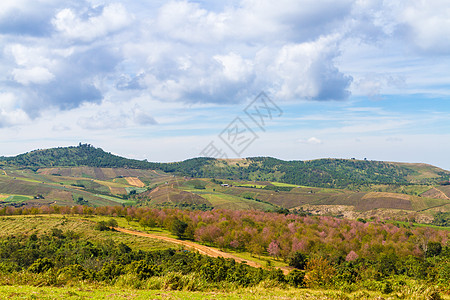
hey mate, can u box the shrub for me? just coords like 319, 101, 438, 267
28, 258, 54, 273
288, 251, 308, 269
286, 269, 305, 287
95, 221, 110, 231
96, 261, 125, 281
126, 260, 159, 280
304, 257, 335, 288
57, 264, 89, 281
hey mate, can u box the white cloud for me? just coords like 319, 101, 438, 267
214, 53, 253, 82
0, 0, 449, 168
52, 3, 133, 42
7, 44, 53, 67
400, 0, 450, 54
298, 137, 323, 145
12, 67, 55, 85
271, 35, 352, 100
0, 92, 30, 127
157, 1, 228, 44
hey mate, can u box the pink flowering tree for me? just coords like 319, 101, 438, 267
268, 240, 281, 259
346, 250, 359, 262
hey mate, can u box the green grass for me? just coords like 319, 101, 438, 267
236, 183, 267, 188
87, 215, 175, 238
390, 219, 450, 231
179, 184, 274, 211
4, 195, 32, 202
113, 177, 130, 185
227, 250, 288, 268
125, 187, 147, 194
0, 215, 173, 251
0, 284, 448, 300
270, 182, 299, 188
200, 193, 273, 210
0, 194, 33, 202
94, 194, 129, 204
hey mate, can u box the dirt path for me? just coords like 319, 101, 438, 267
114, 227, 291, 275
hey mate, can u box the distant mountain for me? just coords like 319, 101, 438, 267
0, 143, 157, 169
158, 156, 450, 188
1, 144, 449, 188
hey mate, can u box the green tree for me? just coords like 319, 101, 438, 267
288, 251, 308, 269
426, 242, 443, 258
171, 219, 188, 239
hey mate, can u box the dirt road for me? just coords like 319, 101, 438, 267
114, 227, 291, 274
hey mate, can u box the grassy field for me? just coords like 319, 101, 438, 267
0, 194, 32, 202
0, 215, 173, 251
0, 284, 447, 300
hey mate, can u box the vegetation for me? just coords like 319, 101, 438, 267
433, 212, 450, 227
0, 207, 448, 295
1, 145, 450, 298
2, 144, 449, 188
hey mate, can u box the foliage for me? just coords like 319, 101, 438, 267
304, 257, 335, 288
0, 207, 448, 294
1, 143, 158, 169
433, 212, 450, 227
171, 219, 188, 239
95, 219, 118, 231
288, 251, 308, 269
0, 231, 282, 289
2, 145, 446, 188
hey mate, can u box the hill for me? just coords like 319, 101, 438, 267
2, 144, 449, 189
0, 143, 157, 169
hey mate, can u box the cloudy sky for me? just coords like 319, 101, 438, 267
1, 0, 450, 169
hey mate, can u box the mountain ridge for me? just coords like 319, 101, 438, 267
1, 144, 449, 188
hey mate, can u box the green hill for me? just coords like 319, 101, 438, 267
0, 143, 157, 169
2, 144, 449, 188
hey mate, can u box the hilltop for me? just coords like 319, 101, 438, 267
0, 143, 157, 169
1, 144, 449, 188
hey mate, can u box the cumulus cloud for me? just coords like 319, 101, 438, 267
271, 35, 352, 100
52, 3, 133, 42
12, 67, 55, 85
0, 0, 57, 36
0, 0, 448, 129
0, 92, 29, 127
400, 0, 450, 54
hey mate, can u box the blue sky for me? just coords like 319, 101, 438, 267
1, 0, 450, 169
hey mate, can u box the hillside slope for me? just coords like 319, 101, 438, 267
0, 143, 157, 169
2, 144, 449, 188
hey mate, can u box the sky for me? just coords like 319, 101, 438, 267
1, 0, 450, 169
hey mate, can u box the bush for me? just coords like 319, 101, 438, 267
304, 257, 335, 288
28, 258, 54, 273
57, 264, 89, 281
95, 221, 110, 231
96, 262, 125, 281
126, 260, 159, 280
286, 269, 305, 287
288, 251, 308, 269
